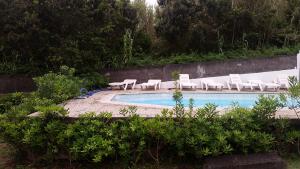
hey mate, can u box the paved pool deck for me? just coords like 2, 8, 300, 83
64, 89, 299, 118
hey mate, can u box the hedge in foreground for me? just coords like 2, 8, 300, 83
0, 96, 299, 167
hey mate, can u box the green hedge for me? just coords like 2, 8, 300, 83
0, 96, 299, 167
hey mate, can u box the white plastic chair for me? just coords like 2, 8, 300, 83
227, 74, 257, 91
179, 74, 197, 90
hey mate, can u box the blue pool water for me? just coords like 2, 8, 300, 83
112, 93, 278, 108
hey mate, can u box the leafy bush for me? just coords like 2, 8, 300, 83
0, 93, 54, 116
80, 72, 108, 91
279, 77, 300, 154
34, 66, 82, 103
0, 96, 292, 167
0, 93, 25, 114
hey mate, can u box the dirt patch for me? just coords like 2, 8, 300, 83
0, 141, 15, 169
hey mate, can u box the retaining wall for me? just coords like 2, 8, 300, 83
103, 55, 297, 83
0, 55, 297, 93
0, 75, 36, 94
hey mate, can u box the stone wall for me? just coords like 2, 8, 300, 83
0, 55, 297, 93
103, 55, 297, 83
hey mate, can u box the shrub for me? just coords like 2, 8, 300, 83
0, 93, 54, 116
80, 72, 108, 91
0, 94, 297, 166
0, 93, 25, 114
221, 107, 274, 154
34, 66, 82, 103
278, 77, 300, 154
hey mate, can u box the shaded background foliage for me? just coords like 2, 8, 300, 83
0, 0, 138, 74
0, 0, 300, 75
156, 0, 300, 53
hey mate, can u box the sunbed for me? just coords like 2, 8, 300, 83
274, 74, 290, 89
109, 79, 137, 91
140, 80, 162, 90
201, 79, 224, 91
227, 74, 257, 91
248, 80, 280, 91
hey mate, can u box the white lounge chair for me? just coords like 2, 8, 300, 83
109, 79, 136, 91
248, 80, 280, 91
227, 74, 257, 91
201, 79, 224, 91
140, 80, 161, 90
179, 74, 197, 90
274, 74, 290, 89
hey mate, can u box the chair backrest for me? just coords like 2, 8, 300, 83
202, 79, 214, 83
179, 74, 190, 83
229, 74, 242, 84
124, 79, 137, 84
277, 74, 289, 84
148, 79, 161, 84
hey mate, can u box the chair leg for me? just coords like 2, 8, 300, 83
236, 84, 241, 91
259, 84, 264, 91
227, 81, 231, 90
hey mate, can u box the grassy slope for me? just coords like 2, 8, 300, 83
129, 44, 300, 68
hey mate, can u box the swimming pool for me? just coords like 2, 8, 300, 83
111, 93, 278, 108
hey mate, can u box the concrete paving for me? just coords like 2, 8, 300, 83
64, 89, 299, 118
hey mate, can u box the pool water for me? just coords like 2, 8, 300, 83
112, 93, 278, 108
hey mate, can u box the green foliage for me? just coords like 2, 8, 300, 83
279, 77, 300, 154
0, 93, 25, 114
156, 0, 300, 53
221, 106, 275, 154
0, 93, 54, 116
128, 44, 300, 67
131, 0, 155, 56
0, 0, 138, 75
80, 72, 108, 90
252, 95, 281, 126
195, 104, 218, 120
65, 113, 114, 162
281, 76, 300, 118
172, 90, 185, 118
0, 92, 298, 166
123, 29, 134, 66
286, 130, 300, 154
34, 66, 82, 103
1, 0, 300, 75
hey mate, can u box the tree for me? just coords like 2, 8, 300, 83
132, 0, 155, 54
155, 0, 300, 53
0, 0, 138, 74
